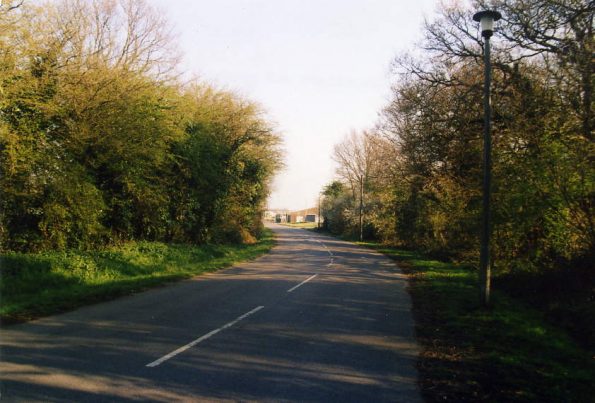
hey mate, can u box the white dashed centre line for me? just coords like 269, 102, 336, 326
287, 274, 318, 293
146, 305, 264, 368
309, 237, 335, 266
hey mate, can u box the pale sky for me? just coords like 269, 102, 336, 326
148, 0, 439, 210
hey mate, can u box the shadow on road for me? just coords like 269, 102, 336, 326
1, 225, 420, 402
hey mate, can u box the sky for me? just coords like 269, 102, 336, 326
148, 0, 439, 211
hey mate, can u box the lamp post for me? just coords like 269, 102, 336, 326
473, 9, 501, 307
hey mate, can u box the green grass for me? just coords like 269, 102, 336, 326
0, 229, 275, 324
358, 242, 595, 403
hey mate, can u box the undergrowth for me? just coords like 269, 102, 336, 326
0, 229, 275, 323
358, 242, 594, 402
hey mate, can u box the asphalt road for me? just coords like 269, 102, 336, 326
0, 224, 420, 402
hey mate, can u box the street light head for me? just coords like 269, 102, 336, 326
473, 10, 502, 38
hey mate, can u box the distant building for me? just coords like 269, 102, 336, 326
263, 210, 277, 221
264, 207, 321, 224
286, 207, 320, 224
264, 209, 290, 223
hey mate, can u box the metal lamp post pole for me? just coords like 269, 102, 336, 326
474, 10, 501, 307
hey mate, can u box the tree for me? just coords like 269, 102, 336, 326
320, 181, 351, 235
0, 0, 282, 251
174, 85, 281, 243
417, 0, 594, 259
326, 0, 593, 275
333, 130, 385, 241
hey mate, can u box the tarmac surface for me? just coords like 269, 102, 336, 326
0, 224, 420, 402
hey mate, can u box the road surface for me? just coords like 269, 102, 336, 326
0, 224, 420, 402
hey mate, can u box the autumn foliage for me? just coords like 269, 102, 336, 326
0, 0, 282, 251
323, 0, 593, 275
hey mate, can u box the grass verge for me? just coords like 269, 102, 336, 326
358, 241, 595, 402
0, 229, 275, 324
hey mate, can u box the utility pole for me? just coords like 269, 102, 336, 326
359, 176, 363, 242
318, 193, 321, 230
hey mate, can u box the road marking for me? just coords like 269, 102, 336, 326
318, 240, 333, 256
316, 239, 334, 266
308, 237, 334, 256
309, 237, 334, 267
146, 305, 264, 368
287, 274, 318, 293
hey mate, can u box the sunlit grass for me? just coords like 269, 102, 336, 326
0, 230, 275, 323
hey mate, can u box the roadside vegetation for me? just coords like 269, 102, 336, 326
322, 0, 592, 277
356, 240, 595, 402
0, 0, 282, 253
1, 229, 275, 324
318, 0, 593, 400
0, 1, 281, 322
